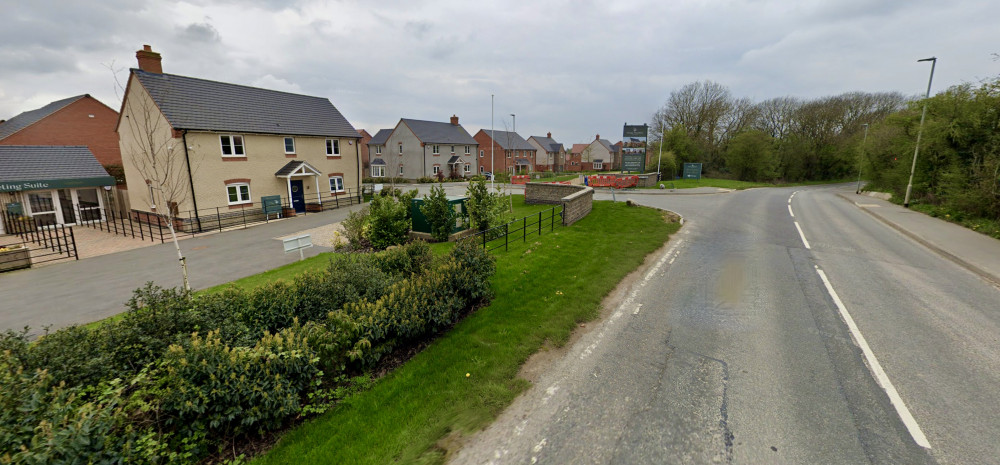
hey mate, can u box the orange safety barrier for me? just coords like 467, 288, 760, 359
512, 175, 530, 184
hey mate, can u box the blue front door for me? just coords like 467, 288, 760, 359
290, 180, 305, 213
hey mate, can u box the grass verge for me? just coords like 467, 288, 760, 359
255, 200, 680, 464
641, 177, 853, 190
909, 203, 1000, 240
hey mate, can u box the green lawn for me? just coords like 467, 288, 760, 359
255, 200, 679, 464
640, 177, 853, 190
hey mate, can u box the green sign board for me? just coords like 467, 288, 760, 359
622, 124, 648, 173
622, 154, 645, 172
0, 176, 116, 193
261, 195, 283, 216
682, 163, 703, 179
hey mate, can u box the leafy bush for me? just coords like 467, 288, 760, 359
367, 194, 411, 250
375, 240, 433, 277
0, 353, 136, 464
149, 326, 322, 442
465, 178, 511, 232
420, 183, 456, 241
341, 208, 371, 250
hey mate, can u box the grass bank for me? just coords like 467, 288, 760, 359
255, 200, 679, 464
642, 177, 853, 190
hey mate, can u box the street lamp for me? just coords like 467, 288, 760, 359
491, 94, 494, 189
903, 57, 937, 208
856, 123, 869, 194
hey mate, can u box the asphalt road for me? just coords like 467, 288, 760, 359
453, 185, 1000, 464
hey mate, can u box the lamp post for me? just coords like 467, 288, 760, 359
510, 114, 516, 175
903, 57, 937, 208
856, 123, 869, 194
491, 94, 494, 189
656, 126, 664, 182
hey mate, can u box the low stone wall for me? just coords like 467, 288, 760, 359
524, 183, 594, 226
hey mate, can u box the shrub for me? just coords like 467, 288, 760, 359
367, 194, 411, 250
150, 326, 322, 442
342, 207, 371, 250
420, 183, 456, 242
448, 238, 496, 303
0, 352, 136, 463
375, 240, 433, 277
465, 178, 511, 232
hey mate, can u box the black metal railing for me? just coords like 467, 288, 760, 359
465, 205, 563, 252
0, 210, 78, 267
73, 188, 365, 243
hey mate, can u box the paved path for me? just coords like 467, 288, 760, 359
0, 204, 364, 333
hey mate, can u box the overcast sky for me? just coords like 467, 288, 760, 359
2, 0, 998, 145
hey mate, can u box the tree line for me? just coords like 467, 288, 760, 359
651, 78, 1000, 222
651, 80, 907, 182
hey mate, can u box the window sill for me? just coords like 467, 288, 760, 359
285, 153, 297, 158
228, 203, 252, 209
326, 155, 342, 159
222, 156, 248, 161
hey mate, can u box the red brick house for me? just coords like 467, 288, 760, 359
0, 94, 123, 172
357, 129, 372, 173
568, 144, 587, 172
473, 129, 536, 175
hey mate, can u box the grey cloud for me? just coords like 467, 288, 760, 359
178, 22, 222, 44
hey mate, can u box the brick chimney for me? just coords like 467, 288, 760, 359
136, 45, 162, 73
450, 115, 459, 126
547, 132, 552, 138
595, 134, 600, 141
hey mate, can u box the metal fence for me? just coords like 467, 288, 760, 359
72, 188, 365, 243
0, 210, 78, 268
466, 205, 563, 252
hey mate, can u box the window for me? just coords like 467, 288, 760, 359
432, 165, 440, 175
326, 139, 340, 156
399, 165, 404, 175
464, 163, 471, 173
284, 137, 295, 154
371, 165, 385, 177
398, 144, 403, 154
480, 150, 484, 157
465, 146, 471, 155
450, 146, 455, 154
432, 145, 440, 154
480, 166, 484, 173
594, 162, 603, 170
329, 176, 344, 193
375, 146, 382, 155
220, 135, 245, 156
147, 184, 156, 209
507, 150, 511, 158
226, 183, 251, 205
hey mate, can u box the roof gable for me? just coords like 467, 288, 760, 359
0, 95, 87, 141
131, 69, 357, 137
399, 118, 476, 145
529, 135, 564, 153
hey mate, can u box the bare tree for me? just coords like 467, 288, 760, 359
111, 64, 192, 291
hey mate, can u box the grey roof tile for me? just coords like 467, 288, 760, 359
368, 129, 393, 145
486, 130, 535, 151
0, 145, 111, 183
0, 95, 86, 141
400, 118, 476, 145
132, 69, 358, 137
529, 135, 564, 153
370, 158, 386, 166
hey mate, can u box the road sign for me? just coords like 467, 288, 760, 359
682, 163, 702, 180
282, 234, 313, 261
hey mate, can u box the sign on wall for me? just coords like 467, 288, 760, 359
622, 124, 648, 173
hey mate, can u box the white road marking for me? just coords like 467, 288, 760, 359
794, 221, 811, 249
788, 205, 795, 217
633, 303, 643, 315
815, 267, 932, 449
668, 257, 675, 264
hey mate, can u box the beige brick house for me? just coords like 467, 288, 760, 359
117, 45, 361, 228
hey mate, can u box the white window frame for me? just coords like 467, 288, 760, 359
399, 165, 404, 175
371, 165, 385, 178
220, 135, 245, 157
326, 139, 340, 156
450, 145, 455, 154
594, 162, 603, 170
375, 145, 382, 155
465, 146, 471, 155
329, 176, 345, 193
464, 163, 471, 174
432, 165, 440, 175
226, 183, 251, 205
398, 144, 403, 154
480, 150, 484, 157
284, 137, 295, 154
432, 145, 440, 155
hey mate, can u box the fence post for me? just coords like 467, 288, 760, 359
523, 215, 527, 242
128, 210, 135, 239
69, 226, 78, 260
505, 223, 509, 251
538, 211, 542, 237
241, 205, 247, 229
483, 229, 487, 250
217, 207, 223, 232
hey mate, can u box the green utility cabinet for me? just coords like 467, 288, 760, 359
411, 196, 468, 234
